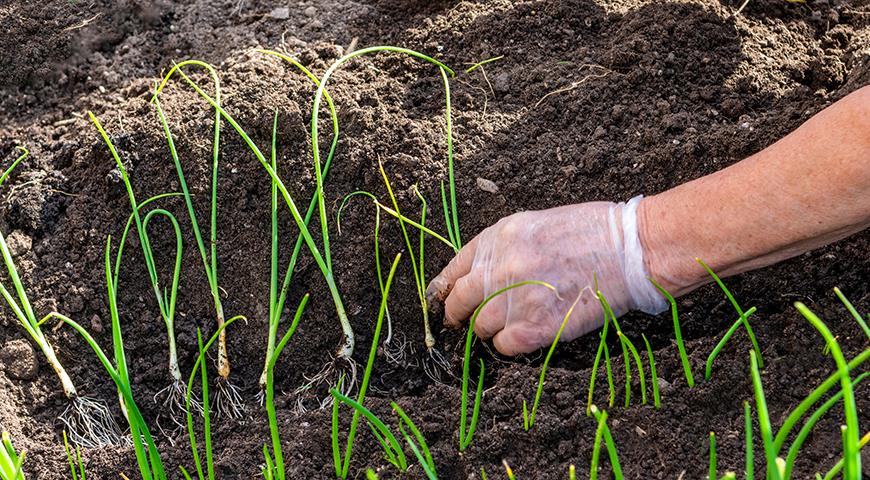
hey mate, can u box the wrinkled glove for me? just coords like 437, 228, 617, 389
426, 196, 667, 355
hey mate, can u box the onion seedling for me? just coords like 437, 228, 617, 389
438, 66, 461, 251
616, 331, 646, 406
253, 50, 341, 398
589, 408, 608, 480
793, 303, 861, 479
599, 292, 648, 407
744, 401, 753, 480
463, 56, 503, 112
308, 45, 456, 266
149, 66, 249, 417
587, 299, 617, 415
344, 404, 438, 480
833, 287, 870, 341
0, 151, 122, 448
378, 161, 452, 379
594, 291, 632, 409
90, 111, 198, 424
0, 431, 24, 480
641, 334, 660, 409
325, 51, 460, 377
254, 110, 320, 407
332, 254, 402, 479
709, 432, 717, 480
0, 147, 27, 186
589, 405, 623, 479
58, 237, 168, 480
337, 192, 410, 368
697, 258, 763, 370
749, 350, 782, 480
649, 278, 694, 387
88, 112, 194, 412
63, 431, 86, 480
523, 292, 582, 431
117, 194, 192, 427
180, 330, 213, 480
460, 281, 556, 451
705, 307, 758, 381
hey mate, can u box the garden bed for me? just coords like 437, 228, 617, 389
0, 0, 868, 478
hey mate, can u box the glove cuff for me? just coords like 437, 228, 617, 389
621, 195, 668, 315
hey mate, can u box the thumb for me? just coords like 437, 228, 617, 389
426, 235, 479, 310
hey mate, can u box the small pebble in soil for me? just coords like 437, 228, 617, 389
658, 376, 673, 393
0, 339, 39, 380
593, 125, 607, 139
493, 72, 511, 93
90, 314, 103, 334
611, 104, 625, 121
268, 7, 290, 19
476, 177, 499, 193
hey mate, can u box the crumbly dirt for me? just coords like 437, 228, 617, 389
0, 0, 868, 479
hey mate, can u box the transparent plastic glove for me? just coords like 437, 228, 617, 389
426, 196, 667, 355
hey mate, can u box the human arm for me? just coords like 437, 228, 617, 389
426, 85, 870, 355
641, 85, 870, 295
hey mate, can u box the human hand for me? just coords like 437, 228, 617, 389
426, 196, 666, 355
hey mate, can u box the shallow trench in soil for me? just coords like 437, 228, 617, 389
0, 0, 868, 478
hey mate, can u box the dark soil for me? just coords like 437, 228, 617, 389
1, 0, 868, 479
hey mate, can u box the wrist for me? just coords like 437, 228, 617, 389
637, 194, 704, 297
618, 195, 668, 314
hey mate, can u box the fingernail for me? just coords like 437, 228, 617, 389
443, 311, 458, 328
426, 277, 447, 313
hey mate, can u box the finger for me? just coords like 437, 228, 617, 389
492, 325, 544, 356
426, 234, 480, 307
443, 271, 485, 328
472, 297, 506, 340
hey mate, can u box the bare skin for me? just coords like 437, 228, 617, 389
427, 85, 870, 355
